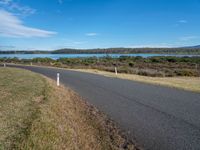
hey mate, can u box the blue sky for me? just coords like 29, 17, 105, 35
0, 0, 200, 50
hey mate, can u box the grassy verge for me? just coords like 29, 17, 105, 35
0, 68, 136, 150
70, 69, 200, 93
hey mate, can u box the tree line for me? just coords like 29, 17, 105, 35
0, 48, 200, 54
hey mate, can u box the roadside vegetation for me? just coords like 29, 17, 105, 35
0, 68, 136, 150
1, 56, 200, 77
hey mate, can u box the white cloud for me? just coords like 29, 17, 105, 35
86, 33, 98, 36
178, 20, 187, 23
0, 0, 36, 16
174, 19, 188, 27
179, 36, 198, 41
0, 10, 57, 38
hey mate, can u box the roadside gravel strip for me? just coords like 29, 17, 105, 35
4, 64, 200, 150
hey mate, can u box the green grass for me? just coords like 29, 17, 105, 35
0, 68, 136, 150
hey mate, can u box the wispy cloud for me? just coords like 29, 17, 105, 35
174, 19, 188, 27
0, 45, 15, 49
0, 0, 11, 5
0, 10, 57, 38
86, 33, 98, 36
58, 0, 73, 4
58, 0, 63, 4
179, 36, 198, 41
0, 0, 36, 16
178, 20, 187, 23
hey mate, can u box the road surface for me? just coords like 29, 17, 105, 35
3, 64, 200, 150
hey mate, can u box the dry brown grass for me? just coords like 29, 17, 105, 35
70, 69, 200, 93
21, 79, 136, 150
0, 68, 136, 150
0, 68, 46, 149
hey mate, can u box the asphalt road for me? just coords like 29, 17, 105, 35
4, 64, 200, 150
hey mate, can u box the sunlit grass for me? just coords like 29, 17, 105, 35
0, 68, 46, 149
0, 68, 135, 150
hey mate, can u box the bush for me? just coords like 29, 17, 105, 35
52, 62, 62, 67
32, 57, 54, 63
129, 62, 135, 67
175, 69, 199, 77
150, 57, 163, 63
138, 69, 165, 77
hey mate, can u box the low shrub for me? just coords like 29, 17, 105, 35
138, 69, 165, 77
175, 69, 199, 77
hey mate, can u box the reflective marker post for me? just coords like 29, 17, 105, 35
115, 67, 118, 75
57, 73, 60, 86
4, 63, 6, 67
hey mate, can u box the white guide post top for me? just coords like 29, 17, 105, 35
115, 67, 118, 75
57, 73, 60, 86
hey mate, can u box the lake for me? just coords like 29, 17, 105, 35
0, 53, 199, 59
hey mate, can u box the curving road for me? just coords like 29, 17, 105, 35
4, 64, 200, 150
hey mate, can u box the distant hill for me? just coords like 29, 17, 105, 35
52, 47, 200, 54
191, 45, 200, 48
0, 47, 200, 55
182, 45, 200, 48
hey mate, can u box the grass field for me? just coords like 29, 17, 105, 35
0, 68, 136, 150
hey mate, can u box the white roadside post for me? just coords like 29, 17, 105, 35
57, 73, 60, 86
30, 62, 33, 66
115, 67, 118, 75
4, 63, 6, 67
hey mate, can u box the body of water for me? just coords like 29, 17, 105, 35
0, 53, 199, 59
